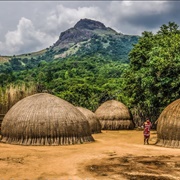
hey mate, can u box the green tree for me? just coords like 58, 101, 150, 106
123, 22, 180, 123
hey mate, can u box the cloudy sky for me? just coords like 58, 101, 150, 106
0, 1, 180, 56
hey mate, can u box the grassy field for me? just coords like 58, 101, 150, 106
0, 48, 47, 64
0, 56, 10, 63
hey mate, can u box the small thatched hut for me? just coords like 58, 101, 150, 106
95, 100, 134, 130
156, 99, 180, 148
1, 93, 94, 145
76, 107, 101, 134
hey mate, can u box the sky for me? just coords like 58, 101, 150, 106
0, 1, 180, 56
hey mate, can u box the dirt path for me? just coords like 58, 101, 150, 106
0, 130, 179, 180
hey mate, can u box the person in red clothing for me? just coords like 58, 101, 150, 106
143, 118, 152, 145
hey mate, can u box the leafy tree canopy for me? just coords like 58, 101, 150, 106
123, 22, 180, 122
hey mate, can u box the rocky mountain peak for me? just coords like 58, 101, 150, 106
74, 18, 106, 30
54, 19, 108, 47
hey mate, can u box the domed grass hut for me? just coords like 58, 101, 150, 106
156, 99, 180, 148
1, 93, 94, 145
76, 107, 101, 134
95, 100, 134, 130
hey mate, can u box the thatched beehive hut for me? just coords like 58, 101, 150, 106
156, 99, 180, 148
0, 114, 5, 133
0, 93, 94, 145
95, 100, 134, 130
76, 107, 101, 134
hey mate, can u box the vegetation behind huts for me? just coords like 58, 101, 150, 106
0, 22, 180, 127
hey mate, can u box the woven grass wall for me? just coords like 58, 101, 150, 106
0, 83, 37, 114
156, 99, 180, 148
1, 93, 94, 145
76, 107, 101, 134
95, 100, 134, 130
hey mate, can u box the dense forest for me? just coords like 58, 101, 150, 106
0, 22, 180, 126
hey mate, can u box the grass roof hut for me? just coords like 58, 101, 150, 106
95, 100, 134, 130
76, 107, 101, 134
0, 93, 94, 145
156, 99, 180, 148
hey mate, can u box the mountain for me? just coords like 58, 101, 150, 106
0, 19, 140, 91
0, 18, 140, 112
54, 18, 114, 46
0, 18, 139, 65
51, 18, 139, 61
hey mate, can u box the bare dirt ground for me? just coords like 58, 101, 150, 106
0, 130, 179, 180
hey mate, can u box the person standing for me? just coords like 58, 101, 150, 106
143, 118, 152, 145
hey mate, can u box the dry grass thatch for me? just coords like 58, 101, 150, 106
1, 93, 94, 146
0, 83, 37, 114
156, 99, 180, 148
76, 107, 101, 134
95, 100, 134, 130
0, 114, 5, 133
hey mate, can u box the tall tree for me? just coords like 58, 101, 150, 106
123, 22, 180, 123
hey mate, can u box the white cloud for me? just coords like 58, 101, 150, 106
0, 1, 180, 55
109, 1, 170, 18
0, 17, 57, 55
43, 4, 103, 35
0, 4, 105, 55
